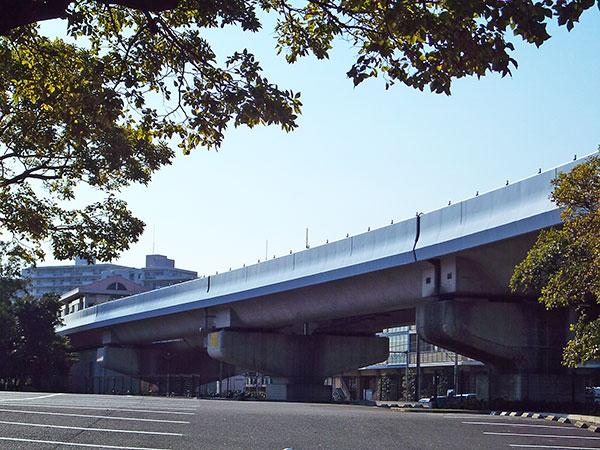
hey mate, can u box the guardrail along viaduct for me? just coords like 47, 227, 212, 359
60, 156, 591, 402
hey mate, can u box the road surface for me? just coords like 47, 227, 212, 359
0, 392, 598, 449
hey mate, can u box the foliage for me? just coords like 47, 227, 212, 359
0, 292, 16, 377
0, 0, 597, 267
402, 367, 416, 400
0, 32, 170, 266
511, 152, 600, 367
0, 274, 73, 388
11, 295, 75, 388
436, 371, 450, 397
377, 374, 392, 400
0, 260, 22, 378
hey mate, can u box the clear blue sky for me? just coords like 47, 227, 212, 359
42, 8, 600, 275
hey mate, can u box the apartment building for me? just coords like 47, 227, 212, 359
22, 254, 197, 298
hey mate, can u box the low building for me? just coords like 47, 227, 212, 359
333, 325, 486, 402
59, 276, 146, 317
22, 254, 197, 298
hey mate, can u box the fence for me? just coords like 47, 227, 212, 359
1, 375, 218, 397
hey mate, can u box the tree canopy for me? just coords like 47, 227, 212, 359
1, 0, 597, 268
511, 153, 600, 367
0, 275, 73, 389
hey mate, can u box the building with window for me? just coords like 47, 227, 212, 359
22, 254, 197, 298
333, 325, 486, 402
59, 275, 146, 317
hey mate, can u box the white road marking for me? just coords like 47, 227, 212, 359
464, 421, 577, 429
0, 403, 194, 415
80, 398, 197, 408
444, 414, 526, 419
0, 437, 170, 449
2, 394, 199, 410
58, 404, 198, 411
485, 432, 600, 440
0, 393, 63, 402
0, 420, 184, 436
509, 445, 600, 449
0, 408, 189, 424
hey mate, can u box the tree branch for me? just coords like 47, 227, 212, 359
0, 0, 180, 35
0, 0, 70, 35
98, 0, 178, 12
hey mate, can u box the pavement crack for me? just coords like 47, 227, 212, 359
63, 414, 106, 448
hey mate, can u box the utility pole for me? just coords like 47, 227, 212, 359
415, 335, 421, 401
152, 225, 156, 254
454, 352, 459, 394
405, 350, 410, 401
414, 316, 422, 402
433, 370, 439, 407
165, 352, 174, 396
217, 360, 223, 396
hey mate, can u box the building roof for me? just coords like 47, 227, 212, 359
59, 276, 145, 304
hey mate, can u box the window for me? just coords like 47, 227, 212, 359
389, 334, 408, 352
384, 325, 411, 334
107, 282, 127, 291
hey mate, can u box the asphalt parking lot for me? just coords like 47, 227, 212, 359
0, 392, 193, 449
1, 391, 600, 449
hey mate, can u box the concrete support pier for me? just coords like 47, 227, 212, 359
416, 298, 578, 402
207, 330, 389, 402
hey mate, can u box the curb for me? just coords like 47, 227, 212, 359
491, 410, 600, 433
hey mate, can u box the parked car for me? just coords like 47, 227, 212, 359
585, 386, 600, 403
418, 393, 478, 408
418, 396, 448, 408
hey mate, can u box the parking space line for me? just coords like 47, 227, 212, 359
509, 445, 600, 449
485, 432, 600, 440
91, 400, 197, 410
0, 408, 189, 423
0, 393, 62, 402
464, 421, 577, 429
0, 420, 184, 436
444, 414, 526, 419
65, 405, 198, 411
1, 403, 194, 415
0, 436, 170, 449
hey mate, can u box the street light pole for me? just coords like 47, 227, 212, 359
454, 352, 459, 394
415, 334, 421, 401
405, 350, 410, 401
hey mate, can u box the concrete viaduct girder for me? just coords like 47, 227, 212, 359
58, 156, 592, 401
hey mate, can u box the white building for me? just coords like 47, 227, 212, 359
22, 254, 197, 298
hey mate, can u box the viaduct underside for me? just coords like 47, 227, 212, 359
67, 233, 578, 402
62, 157, 592, 402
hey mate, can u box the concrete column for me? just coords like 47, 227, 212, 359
96, 346, 141, 376
487, 370, 585, 403
416, 298, 574, 402
207, 330, 389, 402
